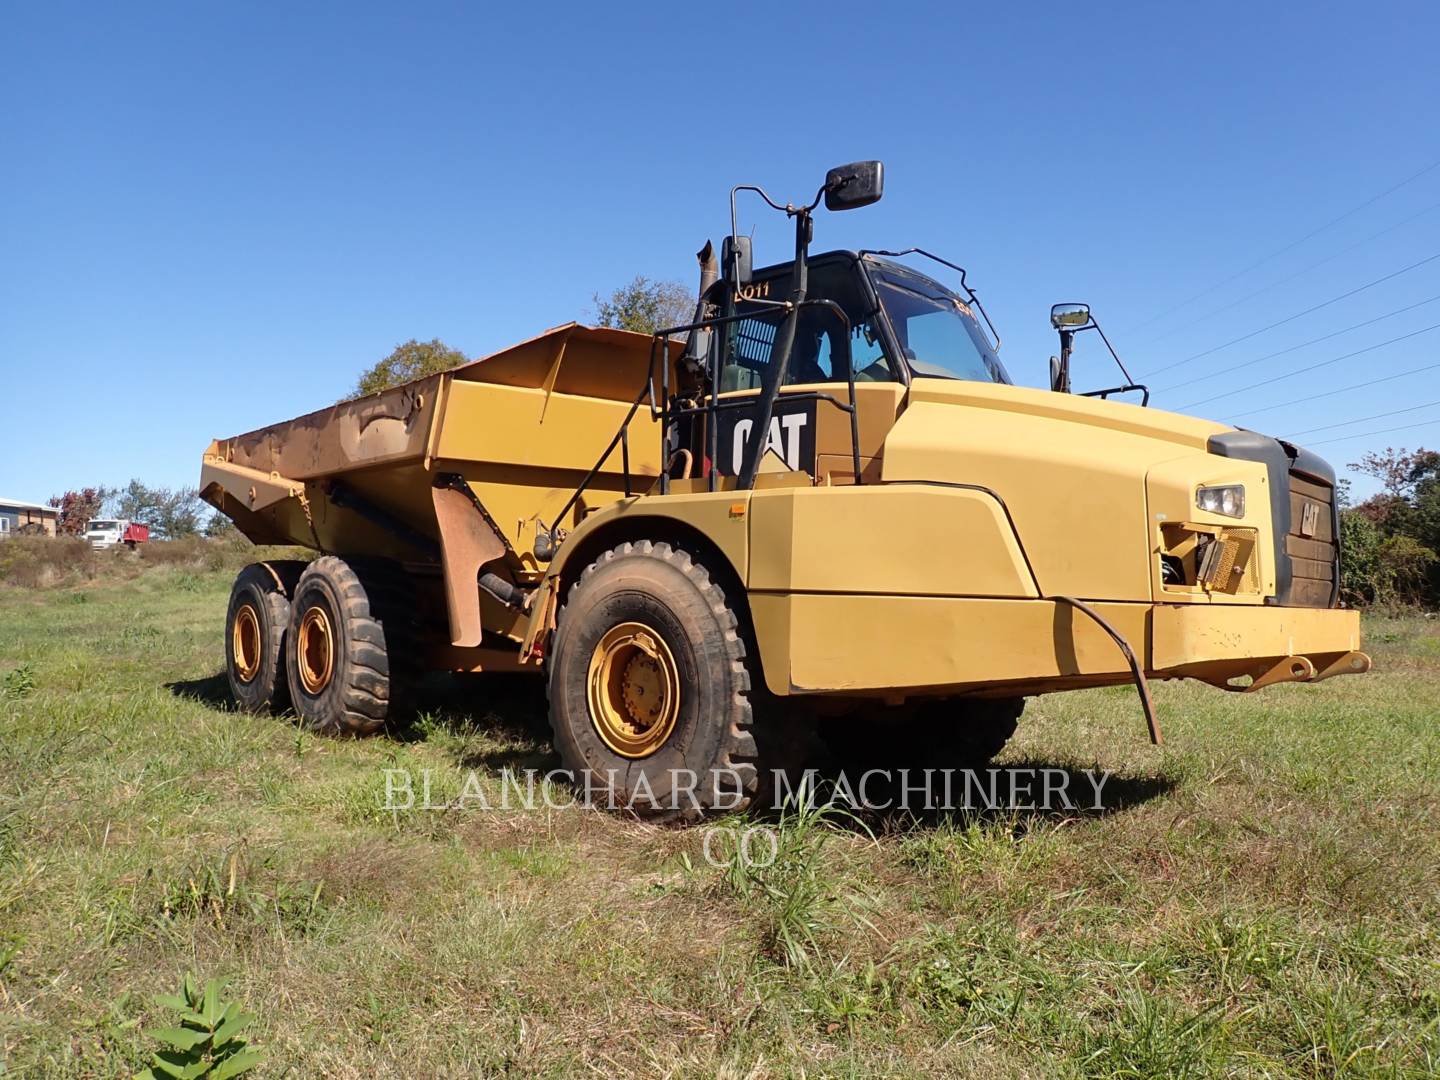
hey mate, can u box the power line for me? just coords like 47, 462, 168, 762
1138, 198, 1440, 348
1284, 399, 1440, 437
1307, 419, 1440, 448
1227, 359, 1440, 421
1177, 322, 1440, 410
1156, 293, 1440, 393
1128, 154, 1440, 333
1143, 250, 1440, 379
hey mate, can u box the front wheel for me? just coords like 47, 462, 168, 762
547, 541, 760, 819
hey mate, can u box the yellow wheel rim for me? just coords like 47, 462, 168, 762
297, 604, 335, 695
587, 622, 680, 758
232, 602, 262, 684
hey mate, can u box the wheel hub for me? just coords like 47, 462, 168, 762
232, 602, 262, 684
587, 622, 679, 758
297, 604, 335, 695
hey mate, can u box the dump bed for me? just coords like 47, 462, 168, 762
201, 323, 677, 570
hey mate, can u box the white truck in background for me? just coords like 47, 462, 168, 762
85, 519, 149, 550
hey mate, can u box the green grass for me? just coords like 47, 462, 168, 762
1, 565, 1437, 1077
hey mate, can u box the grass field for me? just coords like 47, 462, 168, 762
1, 559, 1437, 1077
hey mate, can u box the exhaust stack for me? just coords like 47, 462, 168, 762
679, 240, 718, 379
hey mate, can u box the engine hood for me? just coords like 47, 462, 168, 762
879, 379, 1239, 601
904, 378, 1233, 450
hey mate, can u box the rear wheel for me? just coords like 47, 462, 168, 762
226, 561, 305, 714
285, 556, 398, 736
547, 540, 760, 819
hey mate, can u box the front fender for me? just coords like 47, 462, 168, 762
518, 490, 754, 662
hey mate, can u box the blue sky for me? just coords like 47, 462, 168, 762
3, 1, 1437, 504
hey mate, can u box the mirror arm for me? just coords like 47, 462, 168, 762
1056, 328, 1074, 394
1089, 319, 1137, 386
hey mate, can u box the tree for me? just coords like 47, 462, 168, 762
205, 513, 238, 540
1352, 446, 1439, 502
351, 339, 468, 399
48, 487, 113, 535
1344, 446, 1440, 608
591, 276, 694, 336
113, 480, 206, 539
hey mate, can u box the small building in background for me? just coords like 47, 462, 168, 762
0, 499, 59, 538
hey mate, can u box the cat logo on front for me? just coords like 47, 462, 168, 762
733, 413, 808, 471
716, 398, 818, 477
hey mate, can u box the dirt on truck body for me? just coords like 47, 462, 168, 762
201, 161, 1369, 818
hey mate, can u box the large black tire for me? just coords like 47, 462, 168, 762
916, 696, 1024, 763
826, 696, 1024, 772
226, 562, 301, 714
284, 556, 396, 736
547, 540, 760, 819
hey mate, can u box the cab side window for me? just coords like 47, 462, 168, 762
717, 262, 897, 391
719, 316, 778, 392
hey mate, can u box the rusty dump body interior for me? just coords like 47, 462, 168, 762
201, 323, 677, 668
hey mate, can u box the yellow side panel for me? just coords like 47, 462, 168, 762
752, 595, 1148, 694
746, 485, 1036, 598
1151, 604, 1360, 670
434, 381, 662, 475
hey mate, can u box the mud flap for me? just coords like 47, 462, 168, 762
431, 483, 507, 647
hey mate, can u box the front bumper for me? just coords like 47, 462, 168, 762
1152, 604, 1369, 689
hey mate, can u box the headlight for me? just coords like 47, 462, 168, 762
1196, 484, 1245, 518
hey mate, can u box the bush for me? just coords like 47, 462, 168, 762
0, 533, 307, 590
0, 536, 96, 588
1340, 510, 1383, 607
1379, 534, 1437, 606
139, 537, 216, 569
1339, 508, 1437, 609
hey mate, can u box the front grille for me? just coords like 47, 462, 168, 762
1206, 431, 1340, 609
1285, 471, 1337, 608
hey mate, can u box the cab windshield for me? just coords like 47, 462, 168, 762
865, 260, 1010, 384
87, 520, 119, 532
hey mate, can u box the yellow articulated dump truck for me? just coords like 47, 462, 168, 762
201, 161, 1368, 815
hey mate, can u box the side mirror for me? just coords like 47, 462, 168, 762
1051, 302, 1090, 329
824, 160, 884, 211
722, 235, 753, 287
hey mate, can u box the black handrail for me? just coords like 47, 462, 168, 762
1081, 383, 1151, 406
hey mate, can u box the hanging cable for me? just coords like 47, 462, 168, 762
1127, 155, 1440, 334
1306, 419, 1440, 447
1156, 293, 1440, 393
1285, 399, 1440, 437
1226, 360, 1440, 421
1142, 250, 1440, 379
1178, 323, 1440, 410
1139, 198, 1440, 348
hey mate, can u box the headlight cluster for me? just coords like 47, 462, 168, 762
1196, 484, 1246, 518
